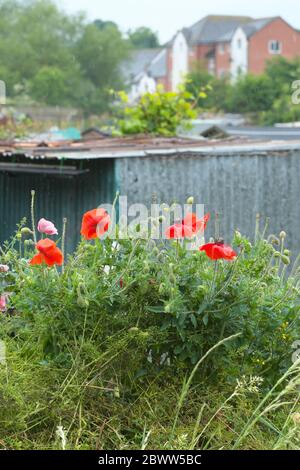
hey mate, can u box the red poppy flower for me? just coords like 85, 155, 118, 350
81, 208, 110, 240
199, 243, 237, 261
183, 212, 210, 234
166, 223, 194, 239
30, 239, 63, 266
166, 212, 210, 239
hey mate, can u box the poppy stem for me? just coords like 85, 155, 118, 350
210, 261, 218, 299
61, 217, 67, 274
214, 212, 220, 241
30, 190, 37, 244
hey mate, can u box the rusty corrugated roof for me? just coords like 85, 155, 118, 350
0, 135, 299, 160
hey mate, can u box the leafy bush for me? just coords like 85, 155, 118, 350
187, 58, 300, 125
186, 64, 233, 111
225, 74, 276, 113
1, 207, 299, 383
115, 85, 200, 136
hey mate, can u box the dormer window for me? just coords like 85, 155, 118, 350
269, 40, 282, 54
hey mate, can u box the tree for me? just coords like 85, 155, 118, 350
30, 67, 69, 105
0, 0, 129, 113
128, 27, 159, 49
75, 23, 129, 90
227, 74, 276, 113
94, 19, 119, 31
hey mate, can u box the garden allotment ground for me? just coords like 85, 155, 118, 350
0, 190, 300, 450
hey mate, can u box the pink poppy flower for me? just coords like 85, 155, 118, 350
0, 294, 7, 312
37, 218, 58, 236
0, 265, 9, 273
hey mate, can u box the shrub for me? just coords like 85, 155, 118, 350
186, 64, 233, 111
226, 74, 276, 113
115, 85, 200, 136
1, 208, 299, 386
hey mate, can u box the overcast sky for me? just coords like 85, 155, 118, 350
61, 0, 300, 42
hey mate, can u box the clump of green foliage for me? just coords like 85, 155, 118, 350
187, 57, 300, 125
115, 85, 202, 136
0, 203, 300, 449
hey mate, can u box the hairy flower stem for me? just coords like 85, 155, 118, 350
214, 212, 220, 240
255, 213, 260, 242
61, 218, 67, 273
30, 190, 37, 244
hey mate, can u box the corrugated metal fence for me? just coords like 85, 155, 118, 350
116, 148, 300, 256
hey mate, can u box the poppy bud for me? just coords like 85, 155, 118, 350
77, 297, 89, 308
281, 255, 290, 266
24, 239, 35, 246
292, 413, 300, 425
21, 227, 33, 236
279, 231, 287, 239
274, 251, 281, 258
129, 327, 139, 334
284, 249, 291, 256
269, 235, 280, 246
16, 233, 22, 240
158, 215, 165, 223
159, 283, 166, 294
186, 196, 194, 205
77, 284, 89, 308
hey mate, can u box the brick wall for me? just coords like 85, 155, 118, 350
248, 18, 300, 75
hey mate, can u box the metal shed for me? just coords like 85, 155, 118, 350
1, 137, 300, 256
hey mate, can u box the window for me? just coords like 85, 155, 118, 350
237, 39, 242, 49
219, 44, 225, 54
269, 40, 282, 54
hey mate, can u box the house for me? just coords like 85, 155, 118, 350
121, 48, 167, 102
174, 15, 300, 81
123, 15, 300, 98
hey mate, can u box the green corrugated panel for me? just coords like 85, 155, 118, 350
0, 159, 116, 253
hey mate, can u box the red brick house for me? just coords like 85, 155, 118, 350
167, 15, 300, 87
123, 15, 300, 99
